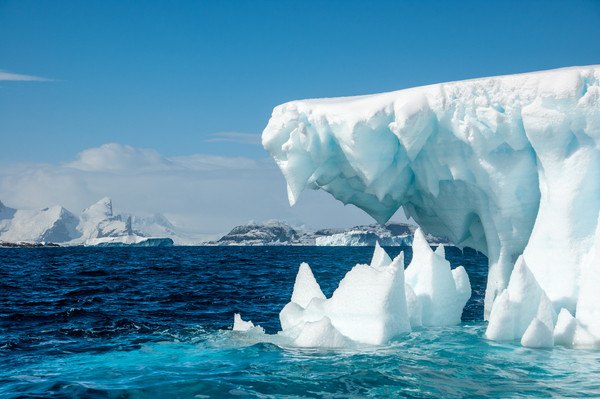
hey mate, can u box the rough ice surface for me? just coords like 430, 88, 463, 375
485, 257, 557, 343
550, 214, 600, 348
262, 65, 600, 348
290, 262, 326, 308
292, 317, 352, 348
405, 229, 471, 326
521, 318, 554, 349
275, 234, 470, 346
233, 313, 265, 334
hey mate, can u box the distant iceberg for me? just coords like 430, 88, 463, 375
263, 65, 600, 348
0, 197, 181, 247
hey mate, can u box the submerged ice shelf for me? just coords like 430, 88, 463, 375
235, 230, 471, 347
262, 65, 600, 349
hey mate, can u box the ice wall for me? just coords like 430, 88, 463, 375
262, 66, 600, 324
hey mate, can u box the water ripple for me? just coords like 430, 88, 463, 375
1, 246, 599, 398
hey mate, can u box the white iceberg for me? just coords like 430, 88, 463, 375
262, 65, 600, 348
485, 256, 556, 343
405, 229, 471, 326
239, 235, 470, 347
233, 313, 265, 334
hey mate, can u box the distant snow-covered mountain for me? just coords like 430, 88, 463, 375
211, 220, 303, 246
78, 197, 133, 242
1, 200, 447, 248
209, 220, 448, 246
0, 198, 180, 246
74, 197, 174, 247
128, 213, 199, 245
0, 201, 79, 244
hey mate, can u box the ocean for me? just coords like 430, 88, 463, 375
1, 246, 599, 398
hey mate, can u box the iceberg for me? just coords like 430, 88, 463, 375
274, 235, 470, 346
405, 230, 471, 326
235, 237, 470, 347
233, 313, 265, 334
262, 66, 600, 348
485, 256, 557, 345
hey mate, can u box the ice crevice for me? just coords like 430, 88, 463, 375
262, 66, 600, 349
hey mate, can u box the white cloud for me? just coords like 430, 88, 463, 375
66, 143, 262, 173
0, 143, 393, 239
0, 70, 53, 81
66, 143, 173, 172
205, 132, 261, 145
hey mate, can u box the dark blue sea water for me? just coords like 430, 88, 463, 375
1, 246, 599, 398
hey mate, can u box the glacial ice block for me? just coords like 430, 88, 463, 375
233, 313, 265, 334
278, 238, 471, 346
485, 256, 557, 343
405, 229, 471, 326
552, 214, 600, 348
290, 262, 326, 308
262, 65, 600, 321
280, 248, 410, 345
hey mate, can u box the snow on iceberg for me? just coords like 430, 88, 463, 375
485, 256, 556, 345
236, 235, 471, 347
262, 65, 600, 347
233, 313, 265, 334
405, 229, 471, 326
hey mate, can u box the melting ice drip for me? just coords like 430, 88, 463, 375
233, 229, 471, 347
261, 65, 600, 349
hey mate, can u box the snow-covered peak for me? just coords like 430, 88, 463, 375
0, 201, 16, 221
76, 197, 138, 242
81, 197, 113, 221
0, 204, 79, 243
216, 220, 300, 245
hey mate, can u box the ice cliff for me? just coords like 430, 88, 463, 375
262, 66, 600, 348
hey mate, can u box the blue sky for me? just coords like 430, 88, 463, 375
0, 0, 599, 234
2, 0, 599, 164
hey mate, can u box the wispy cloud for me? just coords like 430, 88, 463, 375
0, 70, 53, 82
205, 132, 261, 145
65, 143, 262, 173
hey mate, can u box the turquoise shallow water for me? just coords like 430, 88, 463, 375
1, 246, 599, 398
